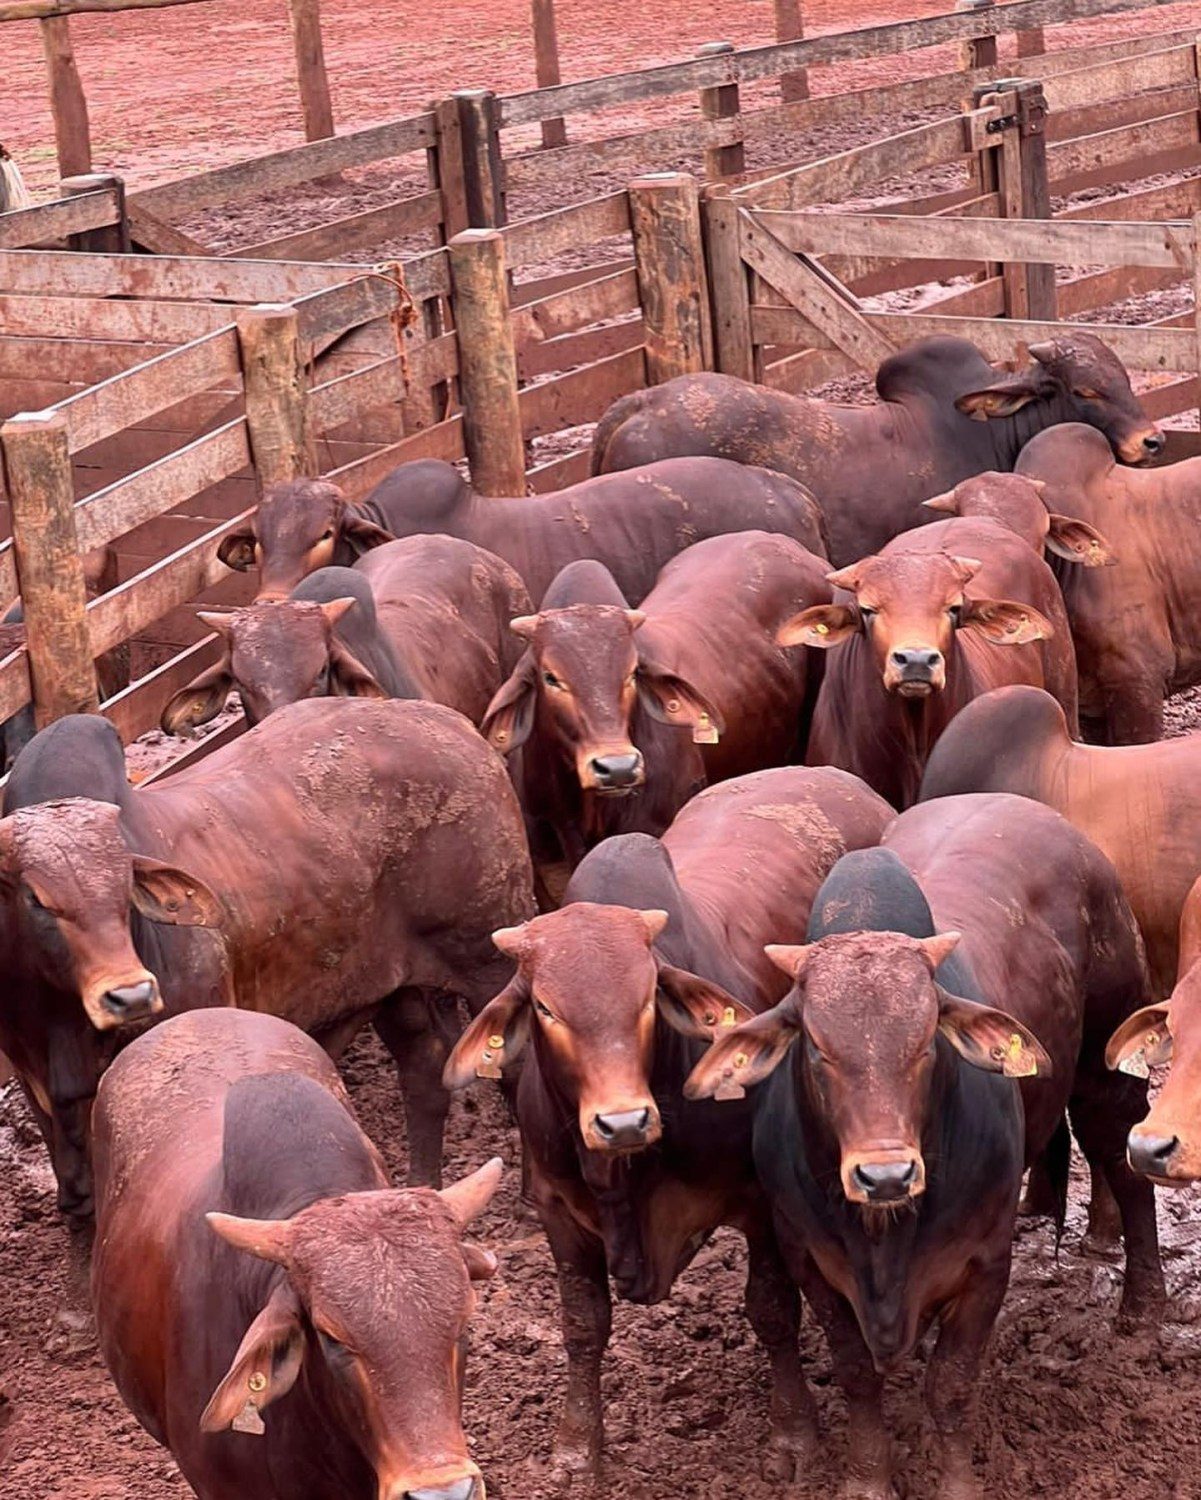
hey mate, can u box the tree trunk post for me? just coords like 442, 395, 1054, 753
40, 17, 91, 178
236, 305, 314, 487
449, 229, 525, 496
1, 412, 99, 728
288, 0, 335, 141
630, 173, 713, 384
455, 90, 506, 228
696, 42, 745, 183
532, 0, 567, 149
60, 172, 130, 254
702, 184, 754, 382
773, 0, 809, 103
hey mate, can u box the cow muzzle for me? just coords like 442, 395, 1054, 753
1127, 1126, 1187, 1185
884, 648, 944, 697
842, 1150, 925, 1205
584, 1101, 662, 1154
83, 971, 163, 1030
582, 748, 645, 795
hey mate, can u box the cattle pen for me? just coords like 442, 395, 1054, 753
1, 0, 1201, 792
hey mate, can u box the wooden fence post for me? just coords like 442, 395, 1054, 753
532, 0, 567, 149
702, 184, 754, 383
448, 229, 525, 496
696, 43, 745, 183
236, 305, 314, 486
773, 0, 808, 103
455, 90, 506, 228
434, 95, 470, 240
60, 172, 130, 254
973, 80, 1023, 319
288, 0, 335, 141
1013, 79, 1055, 320
0, 412, 99, 728
956, 0, 997, 75
630, 173, 713, 383
1192, 211, 1201, 428
40, 17, 91, 178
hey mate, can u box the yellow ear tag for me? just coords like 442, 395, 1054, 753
476, 1037, 504, 1081
998, 1031, 1037, 1079
721, 1006, 737, 1029
815, 622, 829, 635
692, 711, 719, 746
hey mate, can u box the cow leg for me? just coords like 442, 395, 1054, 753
743, 1226, 818, 1481
795, 1256, 891, 1498
1096, 668, 1166, 746
542, 1207, 610, 1489
1080, 1164, 1122, 1259
1068, 1073, 1165, 1329
374, 989, 456, 1189
924, 1258, 1009, 1500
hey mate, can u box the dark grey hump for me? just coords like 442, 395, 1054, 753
220, 1072, 381, 1219
875, 335, 996, 404
362, 459, 473, 531
291, 565, 419, 701
5, 714, 130, 814
540, 559, 629, 611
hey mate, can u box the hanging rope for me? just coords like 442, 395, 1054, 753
0, 145, 33, 213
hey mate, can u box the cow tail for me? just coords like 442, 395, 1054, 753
1046, 1113, 1071, 1256
589, 388, 649, 475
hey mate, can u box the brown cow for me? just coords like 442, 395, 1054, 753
591, 334, 1162, 566
1109, 876, 1201, 1184
482, 532, 832, 873
920, 684, 1201, 998
93, 1008, 500, 1500
0, 700, 532, 1218
1016, 421, 1201, 742
780, 519, 1075, 808
444, 766, 893, 1484
162, 536, 530, 733
921, 470, 1114, 568
688, 795, 1163, 1498
217, 457, 828, 605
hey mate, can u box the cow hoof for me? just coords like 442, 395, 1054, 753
762, 1426, 819, 1482
549, 1440, 601, 1494
1077, 1230, 1122, 1263
839, 1481, 894, 1500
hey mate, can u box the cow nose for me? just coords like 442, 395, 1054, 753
589, 751, 644, 790
103, 980, 157, 1019
1127, 1130, 1179, 1177
406, 1481, 480, 1500
593, 1107, 652, 1150
853, 1160, 918, 1202
891, 648, 942, 672
1142, 432, 1165, 456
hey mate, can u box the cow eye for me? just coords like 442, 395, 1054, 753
316, 1327, 352, 1363
858, 606, 876, 623
534, 997, 557, 1022
1073, 388, 1101, 402
948, 603, 963, 626
320, 528, 335, 542
542, 670, 563, 690
25, 887, 48, 913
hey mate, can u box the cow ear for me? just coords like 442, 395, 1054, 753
684, 999, 802, 1101
130, 857, 223, 927
776, 604, 859, 648
159, 659, 232, 734
341, 513, 395, 556
955, 375, 1050, 421
655, 962, 756, 1039
1044, 514, 1115, 567
199, 1280, 305, 1434
636, 662, 724, 742
936, 990, 1053, 1079
1105, 1004, 1173, 1078
443, 977, 532, 1089
217, 532, 257, 572
328, 640, 388, 700
480, 656, 537, 753
958, 598, 1053, 645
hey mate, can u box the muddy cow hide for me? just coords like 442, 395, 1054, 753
482, 533, 833, 873
220, 457, 829, 607
92, 1008, 500, 1500
590, 334, 1162, 567
688, 796, 1164, 1497
1016, 421, 1201, 743
162, 535, 531, 733
0, 700, 533, 1220
444, 766, 892, 1485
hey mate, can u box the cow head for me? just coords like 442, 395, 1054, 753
686, 930, 1051, 1207
922, 473, 1114, 567
218, 479, 396, 601
1108, 970, 1200, 1186
0, 798, 221, 1030
955, 334, 1163, 465
778, 552, 1052, 698
480, 607, 723, 795
202, 1159, 502, 1499
161, 600, 385, 733
443, 905, 753, 1153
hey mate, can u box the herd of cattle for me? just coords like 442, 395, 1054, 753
6, 328, 1201, 1498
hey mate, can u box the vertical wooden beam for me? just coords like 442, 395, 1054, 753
956, 0, 997, 75
1, 412, 99, 728
696, 42, 745, 183
448, 229, 525, 496
1013, 79, 1055, 321
773, 0, 809, 103
434, 95, 470, 240
1193, 211, 1201, 429
976, 81, 1026, 321
455, 90, 506, 229
702, 185, 754, 383
236, 305, 314, 487
288, 0, 335, 141
629, 173, 713, 384
532, 0, 567, 149
40, 17, 91, 179
60, 172, 130, 254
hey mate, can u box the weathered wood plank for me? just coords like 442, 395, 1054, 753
512, 267, 639, 350
0, 335, 173, 383
0, 188, 116, 250
101, 632, 221, 745
0, 249, 359, 302
519, 319, 643, 379
0, 292, 230, 343
230, 191, 443, 262
503, 193, 631, 271
505, 117, 741, 194
1042, 45, 1195, 114
1048, 109, 1201, 187
325, 416, 465, 500
519, 346, 646, 438
528, 448, 591, 492
310, 356, 404, 432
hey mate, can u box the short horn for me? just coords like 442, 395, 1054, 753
439, 1157, 504, 1229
